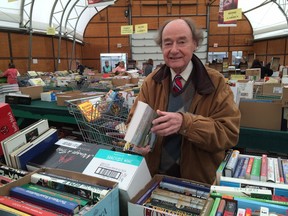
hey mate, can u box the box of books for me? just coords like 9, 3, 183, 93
82, 149, 152, 216
0, 168, 119, 216
128, 174, 211, 216
0, 103, 19, 157
217, 150, 288, 197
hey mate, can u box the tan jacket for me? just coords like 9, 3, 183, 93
127, 55, 241, 184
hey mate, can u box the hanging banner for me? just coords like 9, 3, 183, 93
86, 0, 115, 7
224, 8, 242, 22
121, 25, 133, 35
218, 0, 238, 27
135, 24, 148, 34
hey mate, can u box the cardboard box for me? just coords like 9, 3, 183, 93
239, 99, 282, 130
56, 90, 102, 106
262, 83, 282, 97
19, 86, 43, 100
82, 149, 152, 216
112, 77, 131, 87
0, 103, 19, 156
0, 168, 120, 216
128, 174, 211, 216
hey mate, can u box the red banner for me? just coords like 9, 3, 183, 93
218, 0, 238, 27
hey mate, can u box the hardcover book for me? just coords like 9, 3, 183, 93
0, 203, 30, 216
224, 150, 240, 177
124, 101, 157, 149
26, 138, 112, 172
1, 119, 49, 167
216, 149, 233, 185
13, 128, 58, 170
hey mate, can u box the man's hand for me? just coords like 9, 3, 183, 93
151, 110, 183, 136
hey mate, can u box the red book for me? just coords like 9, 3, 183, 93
245, 157, 254, 179
0, 103, 19, 156
260, 154, 268, 181
0, 195, 60, 216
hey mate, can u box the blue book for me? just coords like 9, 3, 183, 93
238, 157, 249, 179
233, 157, 245, 178
15, 128, 58, 170
10, 186, 79, 215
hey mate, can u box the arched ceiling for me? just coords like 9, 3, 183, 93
0, 0, 287, 42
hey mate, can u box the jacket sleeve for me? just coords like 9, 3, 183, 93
178, 76, 241, 153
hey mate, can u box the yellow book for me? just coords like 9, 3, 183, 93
0, 203, 31, 216
77, 101, 100, 122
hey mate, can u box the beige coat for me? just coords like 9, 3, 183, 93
127, 55, 241, 184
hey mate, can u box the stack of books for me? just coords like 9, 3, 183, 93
0, 168, 118, 216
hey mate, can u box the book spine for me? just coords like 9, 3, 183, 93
216, 198, 226, 216
0, 203, 31, 216
136, 182, 159, 205
200, 197, 214, 216
238, 157, 249, 179
245, 157, 254, 180
0, 196, 59, 216
223, 200, 237, 216
250, 157, 261, 181
159, 181, 209, 199
259, 206, 269, 216
273, 158, 280, 184
260, 154, 268, 182
267, 157, 275, 183
30, 172, 109, 203
0, 165, 28, 180
277, 157, 284, 184
152, 188, 206, 208
233, 157, 245, 178
21, 183, 91, 207
10, 186, 79, 215
224, 150, 240, 177
209, 197, 221, 216
245, 208, 251, 216
282, 159, 288, 184
216, 149, 234, 184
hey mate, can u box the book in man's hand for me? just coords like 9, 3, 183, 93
124, 101, 157, 150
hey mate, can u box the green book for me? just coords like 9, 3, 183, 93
209, 197, 220, 216
21, 183, 91, 207
251, 157, 262, 181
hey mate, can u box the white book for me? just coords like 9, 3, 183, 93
1, 119, 49, 166
273, 158, 280, 184
210, 185, 272, 199
260, 207, 269, 216
224, 150, 240, 177
236, 208, 246, 216
124, 101, 157, 149
267, 157, 275, 183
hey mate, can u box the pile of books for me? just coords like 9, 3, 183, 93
0, 168, 118, 215
129, 175, 211, 215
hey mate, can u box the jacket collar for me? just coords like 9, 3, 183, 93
152, 54, 215, 95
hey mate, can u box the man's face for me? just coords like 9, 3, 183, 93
161, 19, 196, 74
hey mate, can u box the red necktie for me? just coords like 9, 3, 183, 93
173, 75, 183, 93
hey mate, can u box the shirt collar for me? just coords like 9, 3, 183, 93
171, 61, 193, 81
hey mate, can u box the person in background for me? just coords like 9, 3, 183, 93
251, 59, 273, 79
76, 61, 85, 75
126, 18, 241, 184
144, 59, 154, 76
0, 62, 18, 84
102, 60, 112, 73
112, 61, 126, 74
237, 57, 248, 74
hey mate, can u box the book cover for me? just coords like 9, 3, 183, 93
21, 183, 91, 207
26, 138, 112, 173
0, 203, 30, 216
28, 78, 46, 86
250, 157, 261, 181
277, 157, 284, 184
10, 186, 79, 215
0, 196, 59, 216
0, 103, 19, 157
1, 119, 49, 167
0, 165, 29, 180
273, 158, 280, 184
77, 100, 100, 122
15, 128, 58, 170
245, 157, 254, 180
124, 101, 157, 149
199, 197, 214, 216
216, 149, 233, 184
223, 200, 237, 216
30, 172, 109, 203
224, 150, 240, 177
260, 154, 268, 182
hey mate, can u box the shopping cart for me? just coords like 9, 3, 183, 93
67, 92, 129, 151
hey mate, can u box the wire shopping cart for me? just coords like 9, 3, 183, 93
67, 92, 129, 151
